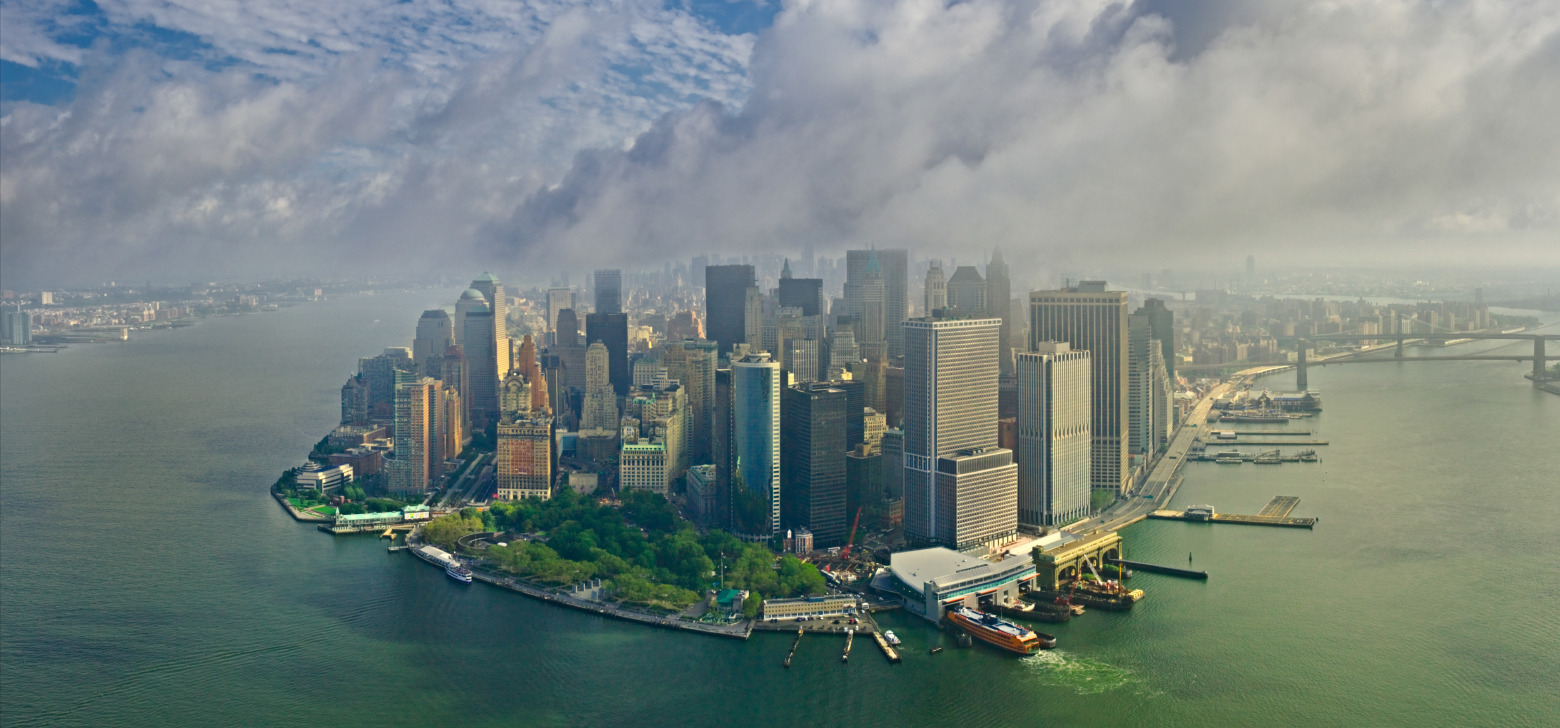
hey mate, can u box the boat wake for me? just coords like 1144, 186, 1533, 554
1021, 650, 1155, 696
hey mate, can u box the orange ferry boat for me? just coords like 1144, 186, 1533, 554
947, 606, 1056, 655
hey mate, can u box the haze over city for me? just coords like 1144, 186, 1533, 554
3, 3, 1558, 728
5, 0, 1560, 288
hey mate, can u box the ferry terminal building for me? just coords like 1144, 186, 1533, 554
874, 547, 1036, 622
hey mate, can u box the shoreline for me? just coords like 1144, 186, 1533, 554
405, 538, 754, 640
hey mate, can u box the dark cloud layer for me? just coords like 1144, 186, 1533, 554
3, 0, 1558, 288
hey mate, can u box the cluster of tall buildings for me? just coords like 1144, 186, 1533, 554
332, 262, 1179, 554
340, 273, 550, 498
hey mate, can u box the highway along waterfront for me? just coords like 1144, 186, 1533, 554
2, 294, 1556, 728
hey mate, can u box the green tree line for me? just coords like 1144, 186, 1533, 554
480, 489, 825, 608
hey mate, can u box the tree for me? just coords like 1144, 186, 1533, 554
743, 592, 761, 619
421, 513, 482, 550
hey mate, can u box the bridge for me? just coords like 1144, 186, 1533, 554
1285, 330, 1558, 389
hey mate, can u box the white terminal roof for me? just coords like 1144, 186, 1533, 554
890, 548, 993, 595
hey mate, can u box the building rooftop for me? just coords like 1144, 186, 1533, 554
889, 547, 989, 592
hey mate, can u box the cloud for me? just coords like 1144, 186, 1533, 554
501, 0, 1560, 280
2, 0, 1558, 288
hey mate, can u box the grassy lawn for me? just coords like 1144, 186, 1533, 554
308, 505, 338, 516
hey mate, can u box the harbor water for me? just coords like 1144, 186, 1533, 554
2, 293, 1556, 727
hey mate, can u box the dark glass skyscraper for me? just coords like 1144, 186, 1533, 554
594, 269, 623, 314
705, 264, 755, 355
782, 383, 848, 547
778, 277, 825, 317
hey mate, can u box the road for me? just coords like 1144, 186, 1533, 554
1065, 366, 1283, 534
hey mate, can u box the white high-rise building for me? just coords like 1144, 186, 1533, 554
902, 316, 1017, 549
924, 261, 947, 314
580, 343, 618, 431
731, 352, 782, 539
1017, 343, 1092, 530
1030, 282, 1131, 494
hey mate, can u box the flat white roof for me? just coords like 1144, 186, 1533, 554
889, 548, 988, 591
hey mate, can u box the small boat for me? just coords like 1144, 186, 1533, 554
930, 647, 943, 655
446, 562, 473, 583
883, 630, 901, 646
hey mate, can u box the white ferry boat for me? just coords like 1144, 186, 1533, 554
883, 630, 902, 646
445, 562, 473, 584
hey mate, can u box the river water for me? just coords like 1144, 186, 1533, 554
2, 292, 1556, 727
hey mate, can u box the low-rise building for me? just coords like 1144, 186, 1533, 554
684, 464, 717, 525
762, 594, 858, 620
329, 447, 382, 477
296, 462, 353, 491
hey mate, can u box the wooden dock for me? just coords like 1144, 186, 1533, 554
784, 629, 802, 668
842, 630, 853, 663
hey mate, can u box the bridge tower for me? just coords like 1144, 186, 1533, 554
1296, 341, 1308, 391
1536, 337, 1547, 382
1394, 311, 1404, 358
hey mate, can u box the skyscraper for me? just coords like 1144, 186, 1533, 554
732, 352, 782, 539
663, 340, 716, 464
845, 253, 886, 344
580, 343, 618, 431
946, 266, 987, 316
470, 273, 509, 383
1, 305, 31, 345
496, 371, 552, 501
340, 375, 368, 425
1030, 282, 1131, 493
1128, 310, 1157, 460
462, 304, 499, 425
847, 249, 908, 358
594, 269, 623, 314
902, 315, 1017, 549
413, 309, 453, 377
454, 288, 487, 351
924, 261, 947, 315
387, 372, 443, 496
782, 384, 848, 547
986, 248, 1013, 375
441, 345, 469, 430
585, 312, 630, 395
778, 274, 825, 317
1017, 343, 1092, 529
546, 288, 573, 332
705, 264, 755, 355
783, 337, 820, 385
1138, 298, 1176, 382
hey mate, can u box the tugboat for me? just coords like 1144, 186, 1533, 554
445, 561, 473, 584
946, 606, 1055, 654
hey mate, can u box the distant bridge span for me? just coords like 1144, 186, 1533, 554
1280, 331, 1558, 389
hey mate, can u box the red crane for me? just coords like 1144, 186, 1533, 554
840, 507, 864, 560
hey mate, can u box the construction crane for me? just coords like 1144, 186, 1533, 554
840, 507, 864, 560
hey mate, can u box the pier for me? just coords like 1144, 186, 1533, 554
842, 629, 853, 662
1150, 496, 1316, 529
870, 629, 902, 663
1258, 496, 1300, 518
1106, 559, 1208, 580
784, 629, 802, 668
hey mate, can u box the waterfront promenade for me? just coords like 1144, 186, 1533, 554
406, 538, 754, 640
